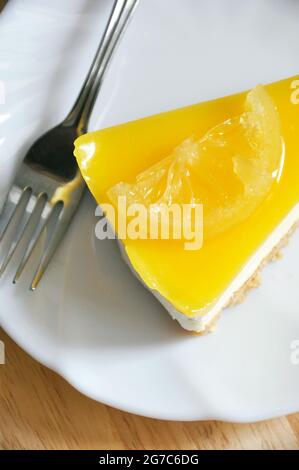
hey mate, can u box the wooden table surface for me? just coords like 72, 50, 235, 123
0, 328, 299, 450
0, 0, 299, 451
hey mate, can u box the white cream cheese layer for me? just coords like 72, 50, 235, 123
119, 203, 299, 332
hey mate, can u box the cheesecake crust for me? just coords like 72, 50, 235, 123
228, 221, 298, 307
198, 221, 299, 334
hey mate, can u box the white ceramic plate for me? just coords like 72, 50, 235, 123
0, 0, 299, 421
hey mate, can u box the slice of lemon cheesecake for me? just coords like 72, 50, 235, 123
74, 76, 299, 333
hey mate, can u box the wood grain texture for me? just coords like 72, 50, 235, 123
1, 329, 299, 450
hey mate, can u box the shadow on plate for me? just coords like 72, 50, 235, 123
59, 194, 188, 350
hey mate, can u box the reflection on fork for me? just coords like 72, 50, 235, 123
0, 0, 139, 289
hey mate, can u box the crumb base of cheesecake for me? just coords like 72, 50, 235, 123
199, 221, 299, 334
118, 212, 299, 334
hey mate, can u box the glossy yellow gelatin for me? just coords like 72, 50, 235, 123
74, 76, 299, 316
107, 85, 282, 238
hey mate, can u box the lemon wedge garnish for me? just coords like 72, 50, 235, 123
107, 85, 283, 238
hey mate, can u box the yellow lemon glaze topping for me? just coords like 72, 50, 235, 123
75, 76, 299, 317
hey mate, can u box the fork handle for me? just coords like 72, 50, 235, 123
63, 0, 139, 133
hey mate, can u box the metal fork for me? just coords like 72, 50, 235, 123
0, 0, 139, 290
